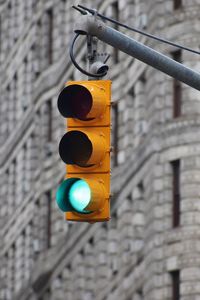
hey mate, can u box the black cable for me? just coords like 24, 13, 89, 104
77, 4, 200, 56
72, 5, 87, 15
70, 33, 108, 78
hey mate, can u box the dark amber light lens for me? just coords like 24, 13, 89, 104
59, 131, 92, 166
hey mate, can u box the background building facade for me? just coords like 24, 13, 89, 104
0, 0, 200, 299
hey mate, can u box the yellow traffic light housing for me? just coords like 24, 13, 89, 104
56, 80, 111, 222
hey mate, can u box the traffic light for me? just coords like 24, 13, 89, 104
56, 80, 111, 222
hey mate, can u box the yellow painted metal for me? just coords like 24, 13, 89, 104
64, 80, 111, 222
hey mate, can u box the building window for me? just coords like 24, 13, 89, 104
138, 181, 144, 196
60, 0, 67, 49
173, 0, 182, 10
6, 84, 10, 136
13, 74, 18, 122
171, 270, 180, 300
22, 144, 29, 195
47, 100, 52, 142
47, 8, 53, 65
135, 73, 147, 139
23, 57, 29, 111
46, 191, 52, 249
171, 160, 180, 228
136, 289, 143, 299
9, 159, 16, 210
36, 21, 41, 77
8, 244, 15, 297
33, 201, 41, 256
7, 2, 13, 50
172, 50, 182, 118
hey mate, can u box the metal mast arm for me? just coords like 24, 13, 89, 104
74, 15, 200, 90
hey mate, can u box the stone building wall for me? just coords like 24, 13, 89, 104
0, 0, 200, 300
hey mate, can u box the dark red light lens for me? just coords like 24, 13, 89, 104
59, 131, 93, 167
57, 85, 92, 120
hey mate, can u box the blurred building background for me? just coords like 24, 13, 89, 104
0, 0, 200, 299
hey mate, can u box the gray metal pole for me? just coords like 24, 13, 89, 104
75, 15, 200, 91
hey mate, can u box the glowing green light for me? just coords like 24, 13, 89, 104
69, 180, 91, 213
56, 179, 73, 212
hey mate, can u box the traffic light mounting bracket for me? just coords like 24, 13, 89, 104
73, 9, 200, 90
87, 35, 110, 80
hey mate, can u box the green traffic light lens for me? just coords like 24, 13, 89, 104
56, 178, 93, 214
69, 179, 92, 213
56, 179, 74, 212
